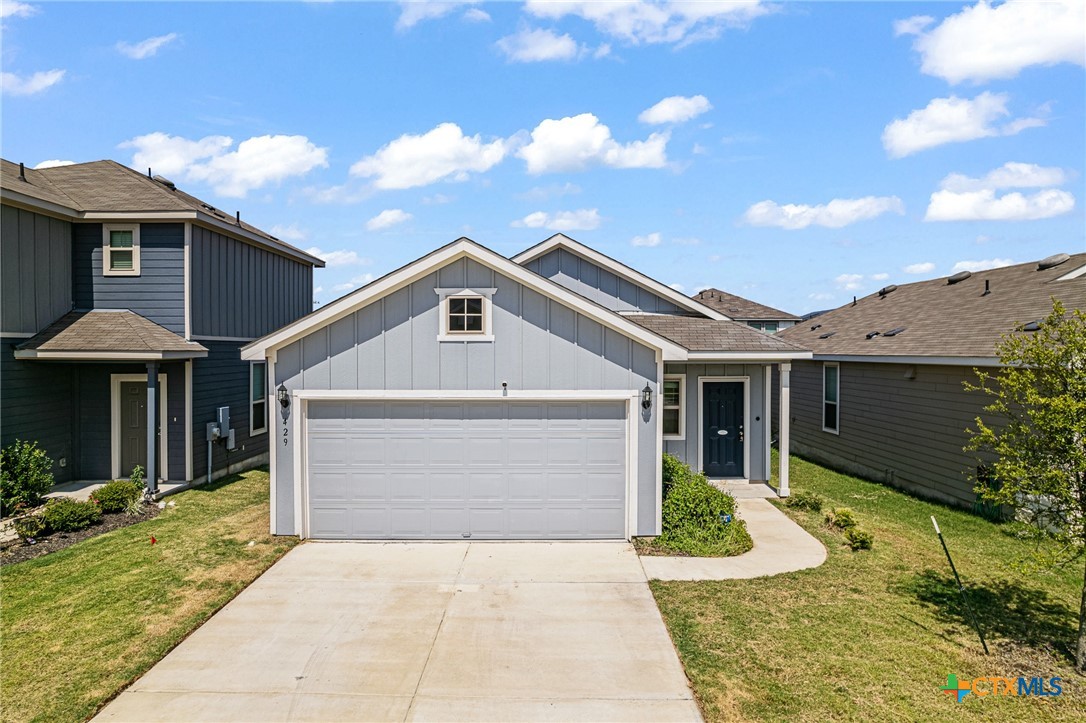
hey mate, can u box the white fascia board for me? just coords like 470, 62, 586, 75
512, 234, 731, 321
13, 350, 208, 361
243, 239, 688, 361
684, 351, 814, 362
293, 389, 640, 401
812, 354, 1001, 367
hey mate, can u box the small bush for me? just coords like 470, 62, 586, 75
1, 440, 54, 517
41, 498, 101, 533
662, 452, 691, 498
825, 507, 859, 530
845, 527, 874, 551
123, 494, 146, 517
785, 490, 824, 512
658, 455, 752, 557
90, 480, 143, 514
11, 514, 45, 541
129, 465, 145, 489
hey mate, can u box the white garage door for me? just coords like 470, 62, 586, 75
305, 400, 628, 540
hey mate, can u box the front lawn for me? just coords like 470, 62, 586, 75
0, 468, 297, 723
651, 453, 1086, 721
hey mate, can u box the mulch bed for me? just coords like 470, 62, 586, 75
1, 506, 160, 567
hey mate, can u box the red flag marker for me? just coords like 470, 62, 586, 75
150, 536, 157, 545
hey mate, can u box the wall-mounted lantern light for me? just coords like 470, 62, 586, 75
277, 384, 290, 409
641, 383, 653, 410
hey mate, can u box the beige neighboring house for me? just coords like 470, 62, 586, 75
694, 288, 801, 333
777, 252, 1086, 509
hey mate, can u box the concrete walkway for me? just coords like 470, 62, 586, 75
639, 498, 827, 581
95, 542, 701, 723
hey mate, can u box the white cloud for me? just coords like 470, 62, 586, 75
871, 273, 890, 281
808, 291, 835, 302
901, 0, 1085, 84
33, 159, 74, 169
742, 196, 905, 230
1, 69, 64, 96
938, 162, 1069, 193
517, 182, 582, 201
951, 258, 1015, 273
517, 113, 669, 174
835, 274, 865, 291
366, 209, 413, 231
893, 15, 933, 37
903, 261, 936, 274
511, 208, 601, 231
304, 247, 371, 267
639, 94, 712, 125
594, 43, 612, 59
271, 224, 307, 242
350, 123, 508, 190
882, 92, 1043, 158
672, 236, 700, 245
668, 283, 685, 292
463, 7, 490, 22
525, 0, 769, 47
332, 273, 376, 293
631, 232, 662, 247
497, 28, 581, 62
116, 33, 179, 60
926, 189, 1075, 222
121, 132, 328, 198
422, 193, 453, 205
1, 1, 37, 19
396, 1, 478, 30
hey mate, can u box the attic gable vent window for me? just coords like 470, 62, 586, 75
436, 288, 496, 342
102, 224, 140, 276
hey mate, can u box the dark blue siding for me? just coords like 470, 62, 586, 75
191, 340, 268, 481
0, 339, 75, 482
1, 205, 72, 333
76, 365, 113, 480
72, 222, 185, 333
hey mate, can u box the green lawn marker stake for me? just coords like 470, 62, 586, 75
931, 515, 989, 655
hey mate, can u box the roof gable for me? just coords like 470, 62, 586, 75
511, 234, 730, 321
693, 288, 800, 321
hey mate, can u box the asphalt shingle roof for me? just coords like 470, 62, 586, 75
778, 253, 1086, 359
625, 314, 809, 354
693, 288, 801, 321
17, 311, 208, 356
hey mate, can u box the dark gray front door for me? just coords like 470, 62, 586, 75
120, 382, 147, 476
702, 382, 743, 478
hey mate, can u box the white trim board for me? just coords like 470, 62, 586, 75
512, 233, 731, 321
110, 373, 168, 481
242, 238, 688, 362
685, 351, 812, 362
696, 376, 751, 482
14, 350, 206, 361
291, 390, 639, 541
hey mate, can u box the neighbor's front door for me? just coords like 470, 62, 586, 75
120, 381, 148, 477
702, 381, 744, 478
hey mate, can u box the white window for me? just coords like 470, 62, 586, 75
103, 224, 140, 276
662, 375, 684, 439
822, 362, 839, 434
435, 288, 495, 342
250, 362, 267, 435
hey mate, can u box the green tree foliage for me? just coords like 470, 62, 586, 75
965, 299, 1086, 670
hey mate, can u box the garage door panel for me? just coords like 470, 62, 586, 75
306, 400, 627, 540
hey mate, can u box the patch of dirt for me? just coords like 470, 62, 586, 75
633, 536, 694, 557
0, 506, 160, 566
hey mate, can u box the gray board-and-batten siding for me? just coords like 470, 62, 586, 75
1, 205, 72, 334
271, 257, 661, 536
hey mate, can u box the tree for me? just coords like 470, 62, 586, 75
965, 299, 1086, 671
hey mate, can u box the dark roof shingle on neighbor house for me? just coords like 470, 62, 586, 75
625, 314, 809, 354
693, 288, 801, 322
778, 253, 1086, 360
16, 311, 208, 358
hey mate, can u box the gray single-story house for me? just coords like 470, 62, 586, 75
242, 234, 811, 540
0, 159, 323, 496
777, 252, 1086, 509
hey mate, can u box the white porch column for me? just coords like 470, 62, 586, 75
779, 362, 791, 498
146, 362, 159, 496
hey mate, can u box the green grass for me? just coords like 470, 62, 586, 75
651, 453, 1086, 722
1, 468, 297, 723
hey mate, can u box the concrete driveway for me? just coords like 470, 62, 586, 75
96, 542, 700, 722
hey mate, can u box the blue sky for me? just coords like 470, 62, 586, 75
2, 1, 1083, 314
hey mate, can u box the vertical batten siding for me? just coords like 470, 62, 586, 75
0, 340, 75, 482
526, 248, 686, 314
662, 363, 770, 481
71, 223, 185, 333
788, 360, 998, 508
0, 205, 72, 333
272, 258, 659, 536
190, 225, 312, 339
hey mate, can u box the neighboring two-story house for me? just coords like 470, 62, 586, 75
693, 288, 800, 333
0, 159, 323, 495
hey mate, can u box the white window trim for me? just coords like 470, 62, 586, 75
662, 374, 685, 440
250, 361, 268, 436
822, 361, 840, 435
696, 376, 750, 482
103, 223, 141, 276
435, 287, 496, 342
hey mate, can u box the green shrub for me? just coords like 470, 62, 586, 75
90, 480, 143, 514
1, 440, 54, 517
658, 455, 752, 557
123, 494, 145, 517
785, 490, 824, 512
845, 527, 874, 551
41, 498, 101, 533
825, 506, 858, 530
662, 452, 691, 498
11, 514, 45, 541
129, 465, 145, 489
